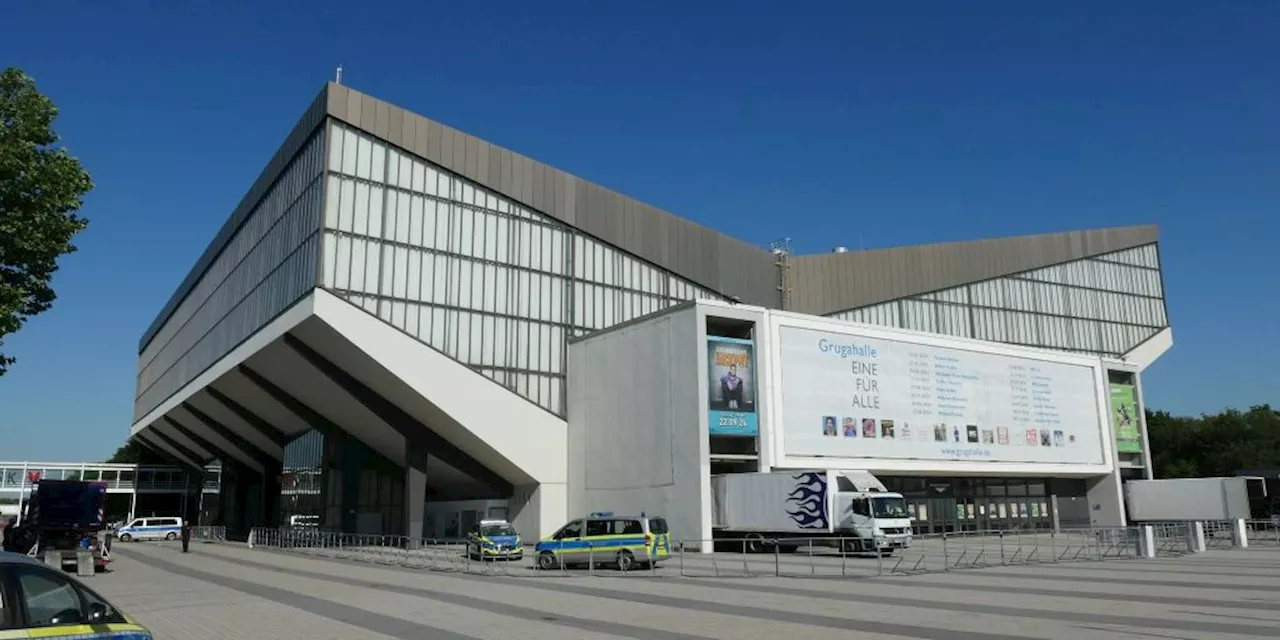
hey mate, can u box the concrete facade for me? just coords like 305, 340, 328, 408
129, 82, 1172, 542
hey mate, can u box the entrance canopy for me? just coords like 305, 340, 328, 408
129, 290, 568, 533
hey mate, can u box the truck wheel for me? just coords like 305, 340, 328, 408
537, 551, 558, 570
616, 549, 636, 572
745, 533, 769, 554
841, 539, 862, 554
118, 534, 132, 543
165, 532, 177, 541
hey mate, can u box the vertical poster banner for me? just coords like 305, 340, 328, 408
707, 337, 759, 436
1110, 382, 1142, 453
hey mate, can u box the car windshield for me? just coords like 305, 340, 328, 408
872, 497, 910, 519
480, 524, 516, 537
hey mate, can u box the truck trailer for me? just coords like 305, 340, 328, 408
711, 470, 912, 554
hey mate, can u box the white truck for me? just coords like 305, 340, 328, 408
711, 470, 912, 554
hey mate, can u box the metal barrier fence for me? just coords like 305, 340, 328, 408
242, 526, 1208, 579
672, 529, 1157, 578
1204, 520, 1239, 550
191, 526, 226, 542
1244, 519, 1280, 547
247, 528, 532, 576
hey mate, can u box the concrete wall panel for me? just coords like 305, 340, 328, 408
792, 226, 1160, 316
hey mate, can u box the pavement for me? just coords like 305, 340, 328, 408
96, 539, 1280, 640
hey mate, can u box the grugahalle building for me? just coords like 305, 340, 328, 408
129, 83, 1171, 542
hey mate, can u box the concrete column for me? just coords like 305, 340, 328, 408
1139, 525, 1156, 558
404, 445, 428, 545
263, 465, 282, 528
1232, 518, 1249, 548
1049, 495, 1061, 533
1189, 521, 1206, 552
128, 490, 138, 522
1086, 472, 1127, 527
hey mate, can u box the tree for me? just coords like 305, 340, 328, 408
105, 440, 166, 464
1146, 405, 1280, 478
0, 67, 93, 376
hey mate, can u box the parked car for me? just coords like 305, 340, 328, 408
0, 551, 153, 637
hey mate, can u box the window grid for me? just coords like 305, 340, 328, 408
135, 129, 326, 420
828, 245, 1167, 358
323, 121, 722, 415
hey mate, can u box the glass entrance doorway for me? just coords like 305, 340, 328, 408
887, 477, 1073, 534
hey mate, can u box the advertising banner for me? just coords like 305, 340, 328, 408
707, 337, 759, 436
1110, 383, 1142, 453
778, 325, 1105, 464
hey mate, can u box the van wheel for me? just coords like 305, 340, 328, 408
616, 549, 636, 572
537, 551, 558, 570
165, 532, 177, 541
118, 534, 132, 542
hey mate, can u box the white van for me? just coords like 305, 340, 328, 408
116, 517, 183, 542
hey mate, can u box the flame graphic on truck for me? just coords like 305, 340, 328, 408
784, 472, 829, 529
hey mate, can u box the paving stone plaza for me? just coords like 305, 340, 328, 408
97, 540, 1280, 640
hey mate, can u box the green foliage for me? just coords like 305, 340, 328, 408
1147, 405, 1280, 478
0, 67, 93, 376
105, 440, 166, 464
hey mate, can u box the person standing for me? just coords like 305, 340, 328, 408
180, 521, 191, 553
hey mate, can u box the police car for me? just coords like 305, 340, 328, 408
0, 551, 153, 639
466, 520, 523, 561
535, 512, 671, 571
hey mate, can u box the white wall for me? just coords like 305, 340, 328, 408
567, 307, 703, 541
510, 483, 567, 540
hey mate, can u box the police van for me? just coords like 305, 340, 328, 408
534, 512, 671, 571
115, 517, 183, 542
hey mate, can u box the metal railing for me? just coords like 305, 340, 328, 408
1203, 520, 1238, 550
191, 526, 226, 542
241, 526, 1163, 579
1244, 519, 1280, 547
238, 521, 1272, 580
247, 528, 528, 576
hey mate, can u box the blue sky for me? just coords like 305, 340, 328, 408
0, 1, 1275, 462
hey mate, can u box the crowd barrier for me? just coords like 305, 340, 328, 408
191, 526, 226, 542
236, 519, 1274, 579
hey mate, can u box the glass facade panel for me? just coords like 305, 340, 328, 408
828, 244, 1167, 358
135, 128, 326, 420
322, 121, 723, 414
281, 429, 325, 523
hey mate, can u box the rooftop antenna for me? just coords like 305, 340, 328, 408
335, 65, 343, 85
770, 237, 793, 310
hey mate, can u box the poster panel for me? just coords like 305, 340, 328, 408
1110, 382, 1143, 453
779, 325, 1105, 464
707, 337, 759, 436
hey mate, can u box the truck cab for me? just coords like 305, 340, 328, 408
829, 470, 912, 553
833, 491, 913, 553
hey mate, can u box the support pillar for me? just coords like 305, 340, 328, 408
1139, 525, 1156, 558
405, 445, 428, 545
1189, 521, 1206, 552
1086, 472, 1126, 527
129, 490, 138, 522
263, 465, 282, 528
1232, 518, 1249, 548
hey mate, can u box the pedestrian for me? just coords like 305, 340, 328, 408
181, 521, 191, 553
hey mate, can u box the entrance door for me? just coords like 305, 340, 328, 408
928, 497, 957, 534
